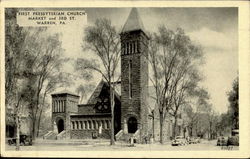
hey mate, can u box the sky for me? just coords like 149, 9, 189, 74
48, 7, 238, 114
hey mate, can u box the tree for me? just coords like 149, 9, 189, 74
22, 30, 65, 139
183, 104, 197, 137
76, 18, 120, 145
36, 72, 72, 137
5, 8, 29, 150
147, 26, 204, 143
227, 77, 239, 130
76, 84, 95, 104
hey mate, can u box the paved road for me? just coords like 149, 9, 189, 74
5, 139, 239, 151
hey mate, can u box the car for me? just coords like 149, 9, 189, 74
231, 129, 239, 136
194, 137, 201, 143
8, 135, 32, 146
189, 137, 197, 144
172, 136, 188, 146
217, 136, 228, 146
227, 136, 239, 146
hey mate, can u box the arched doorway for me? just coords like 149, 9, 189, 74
128, 117, 137, 133
57, 119, 64, 133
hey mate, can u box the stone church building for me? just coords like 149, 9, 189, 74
46, 8, 179, 142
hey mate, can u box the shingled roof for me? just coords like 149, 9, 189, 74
121, 8, 146, 34
87, 79, 121, 105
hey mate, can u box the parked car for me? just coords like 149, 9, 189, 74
228, 136, 239, 146
188, 137, 196, 144
227, 129, 239, 146
194, 137, 201, 143
172, 136, 188, 146
217, 136, 228, 146
231, 129, 239, 136
8, 135, 32, 146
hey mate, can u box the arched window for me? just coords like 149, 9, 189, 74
58, 101, 61, 112
102, 120, 106, 129
98, 120, 101, 128
56, 101, 58, 112
129, 43, 132, 54
92, 120, 96, 129
106, 120, 110, 129
129, 60, 132, 98
54, 101, 57, 112
62, 100, 64, 112
75, 121, 79, 129
135, 41, 138, 53
127, 42, 129, 54
88, 120, 91, 129
133, 41, 135, 53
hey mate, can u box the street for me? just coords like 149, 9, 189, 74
5, 139, 239, 151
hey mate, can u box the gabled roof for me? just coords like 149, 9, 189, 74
121, 8, 146, 34
87, 80, 106, 104
87, 79, 121, 105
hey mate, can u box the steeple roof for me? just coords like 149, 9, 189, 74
121, 8, 146, 33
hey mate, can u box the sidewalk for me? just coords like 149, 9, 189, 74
34, 138, 110, 145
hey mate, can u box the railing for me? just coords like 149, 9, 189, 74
43, 131, 57, 140
134, 129, 140, 138
115, 130, 123, 140
56, 130, 66, 140
43, 131, 52, 139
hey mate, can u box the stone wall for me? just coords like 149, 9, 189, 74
51, 94, 80, 139
120, 30, 149, 142
71, 129, 111, 139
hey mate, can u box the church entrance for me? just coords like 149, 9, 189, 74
57, 119, 64, 133
128, 117, 137, 133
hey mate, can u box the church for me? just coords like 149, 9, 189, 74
46, 8, 176, 143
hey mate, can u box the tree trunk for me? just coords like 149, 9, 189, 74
15, 94, 21, 151
159, 111, 163, 144
15, 115, 20, 151
36, 92, 46, 137
32, 118, 36, 140
190, 125, 193, 137
173, 116, 178, 138
109, 81, 115, 145
36, 108, 43, 137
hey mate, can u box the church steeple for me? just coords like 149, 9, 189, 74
121, 8, 146, 34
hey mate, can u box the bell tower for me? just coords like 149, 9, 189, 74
120, 8, 149, 142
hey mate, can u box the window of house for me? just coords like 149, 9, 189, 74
76, 121, 79, 129
126, 42, 129, 54
79, 121, 82, 129
129, 60, 132, 98
56, 103, 58, 112
130, 42, 133, 53
135, 41, 137, 53
58, 100, 61, 112
106, 120, 110, 129
93, 120, 96, 129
